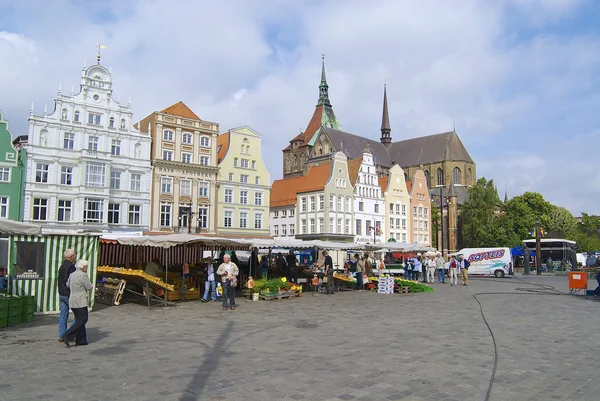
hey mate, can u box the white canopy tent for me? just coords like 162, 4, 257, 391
0, 220, 42, 236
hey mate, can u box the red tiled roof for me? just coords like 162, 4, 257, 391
298, 163, 331, 193
270, 176, 308, 207
161, 101, 201, 120
217, 133, 230, 164
283, 105, 325, 151
378, 176, 389, 192
347, 158, 363, 186
406, 181, 413, 194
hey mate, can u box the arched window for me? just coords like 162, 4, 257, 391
163, 130, 174, 141
109, 117, 115, 128
182, 133, 192, 144
424, 171, 430, 187
200, 136, 210, 147
452, 167, 461, 185
467, 168, 472, 185
436, 168, 444, 186
74, 111, 80, 122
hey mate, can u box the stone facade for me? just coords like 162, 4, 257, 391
0, 111, 26, 221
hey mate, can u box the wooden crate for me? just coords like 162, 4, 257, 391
397, 286, 412, 294
259, 291, 302, 301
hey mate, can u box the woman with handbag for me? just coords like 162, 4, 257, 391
216, 254, 240, 311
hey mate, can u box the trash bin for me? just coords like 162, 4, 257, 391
569, 272, 588, 291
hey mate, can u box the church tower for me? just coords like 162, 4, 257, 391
380, 84, 392, 147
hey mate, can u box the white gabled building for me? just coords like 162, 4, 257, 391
348, 148, 385, 244
21, 60, 152, 232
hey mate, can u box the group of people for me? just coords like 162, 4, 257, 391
403, 253, 471, 286
57, 249, 93, 347
258, 250, 299, 283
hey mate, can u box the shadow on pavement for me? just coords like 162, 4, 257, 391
179, 320, 234, 401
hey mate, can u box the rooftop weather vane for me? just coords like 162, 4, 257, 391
97, 43, 107, 64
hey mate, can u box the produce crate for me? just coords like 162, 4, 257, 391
0, 298, 8, 318
21, 296, 35, 308
21, 312, 34, 323
8, 314, 22, 326
8, 296, 23, 314
0, 315, 7, 328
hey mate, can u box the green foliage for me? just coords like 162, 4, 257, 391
461, 178, 509, 247
250, 278, 292, 294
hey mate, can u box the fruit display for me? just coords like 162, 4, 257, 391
369, 275, 434, 293
333, 272, 357, 283
98, 266, 175, 291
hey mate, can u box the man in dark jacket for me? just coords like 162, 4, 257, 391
323, 251, 335, 295
286, 250, 298, 283
58, 249, 76, 342
276, 253, 287, 279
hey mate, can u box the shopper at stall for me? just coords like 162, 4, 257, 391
404, 257, 414, 280
435, 253, 446, 283
355, 253, 365, 291
426, 255, 436, 283
323, 251, 335, 295
276, 253, 288, 279
201, 261, 217, 303
594, 269, 600, 297
61, 259, 93, 347
57, 249, 76, 342
217, 254, 240, 311
449, 255, 458, 286
259, 255, 269, 279
286, 250, 298, 283
413, 255, 422, 282
457, 254, 470, 286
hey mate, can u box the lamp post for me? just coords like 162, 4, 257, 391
431, 186, 444, 256
178, 208, 196, 234
535, 217, 542, 275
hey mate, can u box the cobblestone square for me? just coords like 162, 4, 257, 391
1, 275, 598, 401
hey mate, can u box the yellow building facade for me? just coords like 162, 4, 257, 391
216, 126, 271, 237
381, 165, 411, 243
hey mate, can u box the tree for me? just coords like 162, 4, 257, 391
547, 206, 577, 238
430, 205, 440, 248
500, 192, 555, 247
461, 178, 508, 247
572, 213, 600, 252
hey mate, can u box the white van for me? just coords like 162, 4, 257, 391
448, 248, 512, 278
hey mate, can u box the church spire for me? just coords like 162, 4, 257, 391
380, 83, 392, 147
317, 54, 331, 107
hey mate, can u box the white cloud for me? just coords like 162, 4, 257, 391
0, 0, 598, 214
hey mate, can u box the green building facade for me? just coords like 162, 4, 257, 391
0, 110, 26, 221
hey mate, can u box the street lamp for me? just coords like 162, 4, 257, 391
431, 188, 452, 257
178, 208, 197, 234
368, 224, 381, 244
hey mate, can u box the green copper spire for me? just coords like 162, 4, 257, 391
317, 54, 331, 107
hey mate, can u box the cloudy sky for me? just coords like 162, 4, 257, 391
1, 0, 599, 215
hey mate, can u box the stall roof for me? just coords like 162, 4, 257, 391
101, 234, 252, 249
0, 219, 42, 235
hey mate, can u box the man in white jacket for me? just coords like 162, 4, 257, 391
426, 255, 436, 283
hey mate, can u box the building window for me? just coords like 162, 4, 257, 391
200, 156, 210, 166
418, 207, 423, 217
240, 212, 248, 229
131, 173, 141, 191
424, 207, 428, 217
282, 210, 287, 217
200, 136, 210, 147
390, 203, 394, 214
60, 166, 72, 185
234, 158, 238, 167
289, 209, 294, 217
309, 218, 315, 234
402, 233, 407, 242
110, 171, 121, 190
318, 194, 324, 210
424, 171, 430, 188
163, 130, 174, 141
241, 159, 249, 168
358, 202, 364, 212
240, 190, 248, 205
301, 197, 307, 212
281, 224, 287, 236
402, 205, 406, 215
436, 168, 444, 186
74, 111, 80, 122
128, 205, 141, 225
85, 163, 105, 187
301, 219, 306, 234
182, 133, 193, 144
402, 219, 406, 229
32, 198, 48, 221
161, 177, 173, 194
252, 161, 256, 169
83, 198, 103, 223
330, 195, 335, 210
413, 206, 417, 216
375, 204, 379, 213
337, 196, 343, 212
63, 133, 74, 150
88, 136, 99, 151
273, 211, 279, 219
180, 179, 192, 197
182, 153, 192, 163
160, 203, 172, 227
0, 197, 8, 218
108, 203, 120, 224
390, 218, 394, 229
111, 139, 121, 156
345, 219, 350, 234
273, 225, 279, 236
308, 196, 315, 211
109, 117, 115, 128
346, 197, 351, 212
255, 177, 259, 185
224, 211, 233, 228
57, 200, 71, 222
453, 167, 461, 185
290, 224, 295, 235
229, 173, 233, 182
0, 167, 9, 182
35, 163, 49, 183
197, 206, 208, 229
88, 113, 101, 125
163, 150, 173, 161
356, 219, 362, 236
255, 192, 263, 206
224, 189, 233, 203
329, 217, 335, 233
240, 174, 248, 183
337, 218, 342, 234
198, 181, 209, 198
424, 221, 428, 230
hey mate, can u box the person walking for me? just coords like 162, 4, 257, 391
435, 253, 446, 283
593, 270, 600, 297
458, 255, 470, 286
201, 261, 217, 303
61, 259, 93, 347
449, 255, 458, 286
286, 250, 298, 283
355, 253, 365, 291
217, 254, 240, 311
426, 255, 436, 283
57, 249, 76, 342
323, 251, 335, 295
413, 255, 422, 282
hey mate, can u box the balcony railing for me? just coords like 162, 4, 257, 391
174, 226, 209, 234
